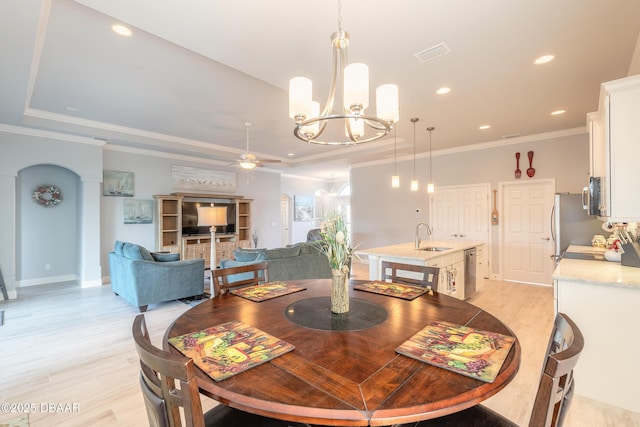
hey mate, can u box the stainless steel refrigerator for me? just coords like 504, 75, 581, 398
551, 193, 604, 262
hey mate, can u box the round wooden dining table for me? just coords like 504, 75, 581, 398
165, 278, 521, 426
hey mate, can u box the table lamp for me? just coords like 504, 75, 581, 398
197, 205, 228, 295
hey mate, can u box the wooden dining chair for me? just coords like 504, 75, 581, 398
211, 261, 269, 297
381, 261, 440, 293
132, 314, 311, 427
396, 312, 584, 427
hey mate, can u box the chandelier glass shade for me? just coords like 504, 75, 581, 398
289, 27, 399, 145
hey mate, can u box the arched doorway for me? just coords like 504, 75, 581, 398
17, 165, 80, 287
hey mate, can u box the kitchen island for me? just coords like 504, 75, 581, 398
356, 240, 485, 300
553, 245, 640, 413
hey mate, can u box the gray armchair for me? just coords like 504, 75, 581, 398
109, 241, 205, 312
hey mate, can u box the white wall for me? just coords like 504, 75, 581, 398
351, 131, 590, 273
281, 175, 329, 243
17, 165, 79, 283
0, 129, 104, 296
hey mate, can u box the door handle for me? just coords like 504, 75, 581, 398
541, 237, 550, 241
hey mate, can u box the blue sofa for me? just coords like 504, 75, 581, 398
109, 241, 205, 312
220, 241, 332, 281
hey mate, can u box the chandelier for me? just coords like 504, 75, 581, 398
288, 1, 399, 145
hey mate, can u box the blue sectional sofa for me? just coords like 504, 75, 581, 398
109, 241, 205, 312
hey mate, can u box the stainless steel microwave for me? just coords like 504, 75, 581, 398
582, 177, 603, 216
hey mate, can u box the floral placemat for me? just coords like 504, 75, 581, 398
354, 281, 428, 300
230, 281, 306, 302
395, 320, 516, 383
168, 320, 295, 381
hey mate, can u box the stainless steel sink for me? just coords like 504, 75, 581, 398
416, 247, 451, 252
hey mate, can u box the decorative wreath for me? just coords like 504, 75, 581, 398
32, 185, 62, 207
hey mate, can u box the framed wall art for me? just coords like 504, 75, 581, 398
294, 195, 314, 222
171, 165, 236, 193
124, 199, 153, 224
103, 170, 134, 197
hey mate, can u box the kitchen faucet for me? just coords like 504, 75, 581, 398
415, 222, 432, 249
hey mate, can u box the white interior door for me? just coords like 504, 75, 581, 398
501, 179, 555, 285
459, 186, 489, 242
280, 195, 291, 246
431, 185, 489, 242
431, 189, 459, 240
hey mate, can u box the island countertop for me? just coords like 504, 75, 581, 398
356, 240, 485, 261
356, 240, 486, 300
552, 245, 640, 290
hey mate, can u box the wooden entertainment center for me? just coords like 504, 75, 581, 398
153, 193, 252, 268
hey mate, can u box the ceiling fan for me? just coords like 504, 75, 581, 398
233, 121, 281, 170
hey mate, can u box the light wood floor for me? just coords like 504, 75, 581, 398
1, 263, 638, 427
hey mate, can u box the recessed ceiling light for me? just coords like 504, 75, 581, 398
287, 153, 294, 157
111, 24, 132, 37
551, 109, 566, 116
534, 54, 555, 65
436, 87, 451, 95
479, 125, 491, 130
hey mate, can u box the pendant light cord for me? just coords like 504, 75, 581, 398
428, 127, 433, 182
411, 118, 418, 179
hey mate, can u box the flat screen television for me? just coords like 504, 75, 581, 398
181, 198, 236, 236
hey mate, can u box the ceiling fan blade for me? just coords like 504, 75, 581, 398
257, 159, 281, 163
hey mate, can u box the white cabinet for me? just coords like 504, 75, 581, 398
475, 244, 487, 285
555, 277, 640, 413
588, 74, 640, 221
431, 250, 465, 300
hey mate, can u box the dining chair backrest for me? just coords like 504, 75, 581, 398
132, 314, 206, 427
528, 312, 584, 427
380, 261, 440, 292
212, 261, 269, 297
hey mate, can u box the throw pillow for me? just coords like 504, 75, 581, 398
233, 248, 265, 261
123, 243, 154, 261
138, 245, 155, 261
114, 240, 125, 256
151, 252, 180, 262
123, 242, 144, 260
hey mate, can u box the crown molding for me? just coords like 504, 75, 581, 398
352, 126, 586, 169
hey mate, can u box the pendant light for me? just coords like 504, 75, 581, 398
427, 126, 435, 193
391, 125, 400, 188
410, 118, 419, 191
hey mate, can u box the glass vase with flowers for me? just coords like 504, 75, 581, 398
318, 211, 354, 314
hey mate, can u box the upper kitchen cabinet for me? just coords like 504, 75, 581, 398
588, 74, 640, 222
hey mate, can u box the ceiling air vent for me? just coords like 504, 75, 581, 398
414, 42, 450, 63
502, 133, 522, 139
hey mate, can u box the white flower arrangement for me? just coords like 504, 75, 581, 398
319, 211, 355, 271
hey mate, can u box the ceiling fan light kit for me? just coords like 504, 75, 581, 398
235, 121, 281, 170
288, 1, 399, 146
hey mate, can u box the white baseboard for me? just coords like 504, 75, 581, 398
17, 274, 77, 287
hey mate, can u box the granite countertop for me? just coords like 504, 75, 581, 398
356, 240, 485, 261
552, 245, 640, 289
